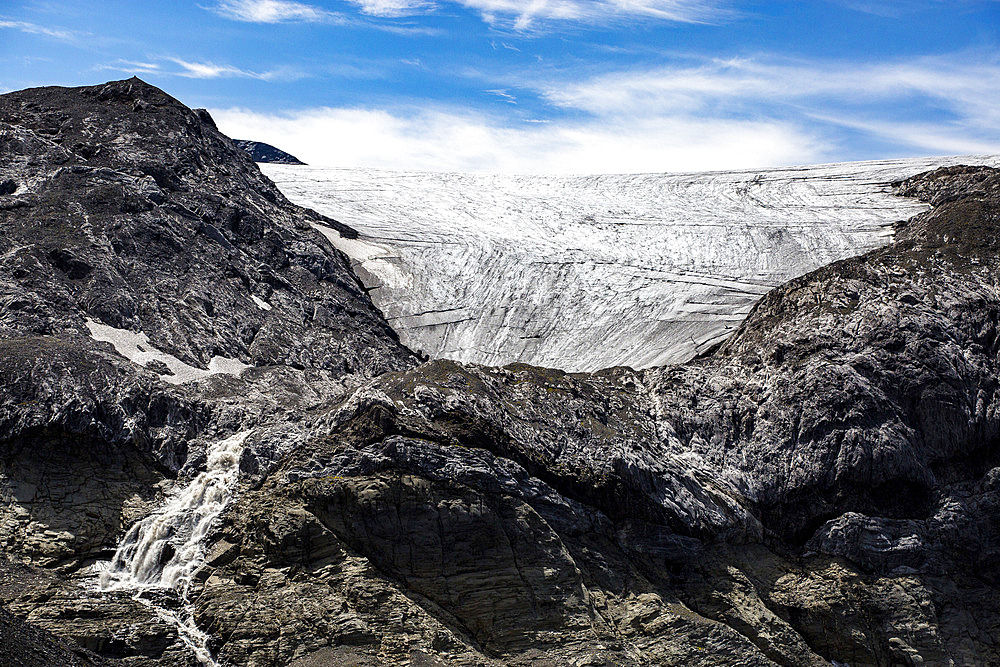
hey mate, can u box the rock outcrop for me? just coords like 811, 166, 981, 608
0, 605, 104, 667
232, 140, 306, 166
1, 78, 999, 666
0, 77, 415, 663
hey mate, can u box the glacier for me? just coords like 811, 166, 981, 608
263, 156, 1000, 372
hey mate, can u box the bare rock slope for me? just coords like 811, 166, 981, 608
1, 78, 999, 666
0, 77, 415, 663
203, 164, 1000, 666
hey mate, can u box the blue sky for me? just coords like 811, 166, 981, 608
2, 0, 999, 173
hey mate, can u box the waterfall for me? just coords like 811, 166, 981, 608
99, 430, 251, 665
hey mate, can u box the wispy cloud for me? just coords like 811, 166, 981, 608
457, 0, 727, 28
346, 0, 433, 17
807, 113, 1000, 156
538, 53, 1000, 153
169, 58, 260, 79
485, 88, 517, 103
99, 57, 306, 81
833, 0, 999, 18
209, 0, 728, 28
207, 0, 440, 32
103, 59, 163, 75
0, 19, 76, 41
209, 0, 340, 22
545, 56, 999, 113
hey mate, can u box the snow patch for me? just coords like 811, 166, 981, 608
251, 295, 272, 311
85, 319, 248, 384
362, 258, 413, 289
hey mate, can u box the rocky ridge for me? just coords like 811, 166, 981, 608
232, 140, 306, 166
0, 79, 998, 666
0, 77, 415, 664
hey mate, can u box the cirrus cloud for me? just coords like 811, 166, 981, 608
99, 57, 306, 81
208, 0, 729, 26
210, 0, 341, 22
0, 19, 77, 41
539, 53, 1000, 154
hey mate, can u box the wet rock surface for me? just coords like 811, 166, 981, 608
1, 78, 999, 666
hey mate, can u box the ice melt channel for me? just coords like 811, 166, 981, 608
98, 430, 252, 666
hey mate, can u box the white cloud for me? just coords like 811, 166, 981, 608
210, 0, 340, 22
807, 113, 1000, 156
347, 0, 433, 16
0, 19, 76, 40
544, 56, 1000, 117
208, 0, 442, 30
209, 0, 727, 26
833, 0, 999, 18
539, 54, 1000, 154
121, 60, 162, 71
466, 0, 725, 27
99, 57, 304, 81
485, 88, 517, 103
211, 105, 824, 174
101, 59, 163, 74
170, 58, 260, 79
209, 51, 1000, 174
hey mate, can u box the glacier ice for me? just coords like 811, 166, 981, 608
263, 156, 1000, 372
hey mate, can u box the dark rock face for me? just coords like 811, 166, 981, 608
0, 605, 105, 667
232, 139, 306, 165
0, 78, 415, 662
1, 77, 999, 666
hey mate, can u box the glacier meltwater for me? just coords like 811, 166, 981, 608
263, 156, 999, 372
97, 431, 251, 666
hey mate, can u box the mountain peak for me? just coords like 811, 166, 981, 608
233, 139, 306, 165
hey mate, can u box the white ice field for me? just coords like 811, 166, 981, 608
264, 156, 1000, 372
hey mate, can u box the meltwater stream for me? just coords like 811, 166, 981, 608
97, 430, 252, 666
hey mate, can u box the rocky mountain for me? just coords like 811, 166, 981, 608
263, 156, 999, 371
0, 77, 414, 664
232, 140, 306, 165
1, 77, 999, 666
